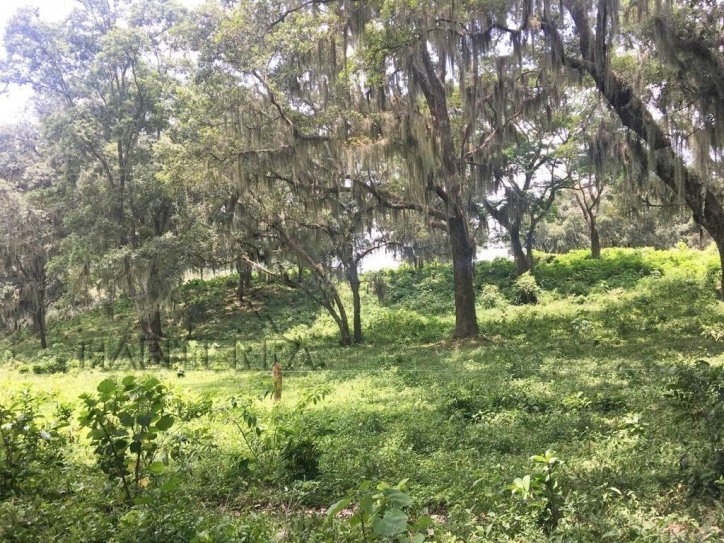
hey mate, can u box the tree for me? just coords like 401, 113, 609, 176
0, 123, 60, 349
0, 181, 59, 348
2, 0, 191, 361
195, 0, 573, 338
540, 0, 724, 291
483, 111, 575, 274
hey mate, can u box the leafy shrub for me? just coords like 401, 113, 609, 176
112, 498, 242, 543
171, 393, 213, 421
507, 451, 565, 534
369, 272, 388, 305
0, 350, 14, 366
480, 284, 507, 309
475, 257, 518, 289
665, 360, 724, 489
367, 308, 444, 343
0, 390, 66, 497
31, 345, 73, 374
513, 272, 540, 305
79, 375, 176, 503
225, 387, 329, 482
327, 479, 431, 541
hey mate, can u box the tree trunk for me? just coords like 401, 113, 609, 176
510, 225, 530, 275
347, 264, 363, 343
142, 307, 164, 365
716, 236, 724, 297
35, 303, 47, 350
338, 316, 352, 347
590, 217, 601, 259
235, 258, 252, 301
448, 216, 479, 338
525, 230, 535, 272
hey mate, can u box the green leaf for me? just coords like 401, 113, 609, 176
87, 428, 105, 440
327, 497, 352, 517
359, 494, 375, 517
137, 412, 154, 427
119, 413, 135, 427
133, 496, 152, 505
148, 461, 166, 475
143, 377, 160, 389
372, 508, 408, 537
155, 414, 174, 431
97, 379, 117, 394
121, 375, 136, 387
384, 489, 413, 508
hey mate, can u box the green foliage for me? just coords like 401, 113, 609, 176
666, 360, 724, 490
225, 387, 329, 483
0, 390, 66, 497
512, 272, 540, 305
479, 284, 507, 309
1, 248, 724, 540
507, 451, 565, 534
79, 376, 176, 503
111, 499, 243, 543
327, 480, 430, 542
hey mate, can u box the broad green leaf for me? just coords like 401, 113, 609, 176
121, 375, 136, 386
384, 489, 413, 508
87, 428, 105, 440
148, 461, 166, 475
137, 412, 154, 427
327, 497, 352, 517
155, 414, 174, 431
143, 377, 160, 389
119, 413, 135, 427
372, 508, 408, 537
97, 379, 117, 394
359, 494, 375, 517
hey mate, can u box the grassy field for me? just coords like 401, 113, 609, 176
2, 246, 724, 542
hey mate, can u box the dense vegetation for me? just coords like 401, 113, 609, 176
2, 247, 724, 542
2, 0, 724, 540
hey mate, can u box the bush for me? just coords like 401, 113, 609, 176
666, 360, 724, 489
0, 390, 67, 497
513, 272, 540, 305
480, 284, 508, 309
79, 375, 177, 503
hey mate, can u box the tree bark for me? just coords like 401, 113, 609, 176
410, 46, 479, 338
142, 307, 164, 365
235, 258, 252, 301
590, 216, 601, 259
716, 237, 724, 297
509, 224, 530, 275
35, 304, 47, 350
347, 264, 363, 343
448, 216, 479, 338
525, 228, 535, 272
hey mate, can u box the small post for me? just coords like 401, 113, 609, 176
272, 361, 282, 402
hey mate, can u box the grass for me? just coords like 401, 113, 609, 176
1, 245, 724, 541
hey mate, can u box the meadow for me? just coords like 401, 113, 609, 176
2, 246, 724, 542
